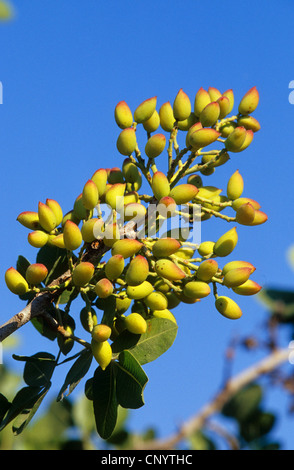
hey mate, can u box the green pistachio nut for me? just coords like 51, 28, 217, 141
225, 126, 247, 152
223, 267, 252, 288
217, 96, 231, 119
208, 86, 222, 101
134, 96, 157, 124
159, 101, 175, 132
27, 230, 49, 248
5, 267, 29, 295
155, 259, 186, 281
227, 170, 244, 200
201, 152, 230, 168
92, 324, 112, 342
124, 202, 146, 222
213, 227, 238, 257
25, 263, 48, 285
72, 262, 95, 287
196, 259, 219, 282
58, 325, 75, 355
151, 171, 170, 201
222, 89, 234, 113
81, 218, 104, 243
199, 101, 220, 127
116, 127, 137, 156
232, 197, 261, 211
177, 112, 198, 131
17, 211, 40, 230
189, 128, 220, 150
144, 291, 168, 310
125, 254, 149, 286
174, 247, 195, 260
105, 183, 126, 211
124, 191, 139, 205
124, 312, 147, 334
115, 296, 132, 314
173, 88, 192, 121
122, 158, 140, 183
107, 167, 124, 184
158, 196, 177, 218
232, 280, 262, 296
235, 203, 256, 225
105, 254, 125, 281
238, 86, 259, 115
238, 129, 254, 151
114, 100, 133, 129
143, 110, 160, 133
145, 133, 166, 159
169, 183, 199, 204
194, 87, 211, 116
62, 210, 80, 227
45, 199, 63, 226
186, 121, 203, 147
91, 339, 112, 370
183, 281, 211, 299
166, 291, 181, 309
103, 223, 121, 247
38, 202, 57, 232
111, 238, 143, 258
126, 281, 154, 300
152, 309, 177, 324
152, 237, 181, 258
215, 296, 242, 319
187, 174, 203, 188
49, 233, 66, 249
237, 115, 261, 132
245, 210, 268, 226
82, 179, 99, 210
222, 260, 256, 276
63, 220, 83, 251
73, 194, 90, 221
219, 122, 237, 138
95, 278, 114, 298
197, 241, 215, 257
91, 168, 108, 197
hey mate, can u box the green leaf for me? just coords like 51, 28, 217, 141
36, 244, 71, 285
115, 350, 148, 409
18, 352, 56, 387
16, 255, 31, 278
258, 287, 294, 322
112, 317, 178, 365
92, 364, 118, 439
221, 383, 263, 423
0, 393, 11, 423
100, 295, 117, 328
57, 349, 93, 401
239, 410, 276, 442
12, 386, 50, 435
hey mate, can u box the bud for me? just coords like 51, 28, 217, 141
91, 339, 112, 370
81, 218, 103, 243
92, 324, 112, 342
134, 96, 157, 123
38, 202, 57, 232
63, 220, 83, 251
155, 259, 186, 281
189, 128, 220, 150
91, 168, 108, 197
17, 211, 40, 230
183, 281, 211, 299
72, 262, 95, 287
111, 238, 143, 258
169, 183, 199, 204
215, 296, 242, 319
124, 202, 146, 222
105, 183, 126, 211
152, 309, 177, 325
124, 313, 147, 334
28, 230, 49, 248
116, 127, 137, 156
159, 101, 175, 132
227, 170, 244, 200
194, 87, 211, 116
103, 223, 121, 247
95, 278, 114, 298
238, 86, 259, 115
105, 254, 125, 281
145, 133, 166, 159
217, 96, 231, 119
232, 279, 262, 295
46, 199, 63, 226
225, 126, 247, 152
232, 197, 261, 211
126, 280, 154, 299
199, 101, 220, 127
213, 227, 238, 257
222, 89, 234, 113
5, 267, 29, 295
125, 255, 149, 286
173, 88, 192, 121
143, 110, 160, 133
152, 238, 181, 258
145, 291, 168, 311
208, 87, 222, 101
25, 263, 48, 285
222, 261, 256, 276
223, 267, 252, 288
114, 101, 133, 129
235, 203, 256, 225
197, 241, 215, 257
82, 179, 99, 210
196, 259, 219, 282
237, 115, 261, 132
151, 171, 170, 201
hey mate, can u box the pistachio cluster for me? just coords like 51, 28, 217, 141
5, 85, 267, 371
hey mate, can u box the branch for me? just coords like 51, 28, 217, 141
134, 347, 290, 450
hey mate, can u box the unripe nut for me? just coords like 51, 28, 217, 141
72, 262, 95, 287
91, 339, 112, 370
124, 313, 147, 334
95, 278, 114, 298
63, 220, 83, 251
5, 267, 29, 295
25, 263, 48, 285
215, 296, 242, 320
91, 324, 112, 342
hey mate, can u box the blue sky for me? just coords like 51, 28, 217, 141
1, 0, 294, 449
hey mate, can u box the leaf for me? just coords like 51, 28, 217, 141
100, 295, 117, 328
115, 350, 148, 409
112, 317, 178, 365
18, 352, 56, 387
16, 255, 31, 278
92, 364, 118, 440
239, 410, 276, 442
57, 349, 93, 401
258, 287, 294, 322
221, 383, 263, 423
0, 393, 10, 423
12, 386, 50, 435
36, 244, 71, 285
